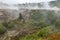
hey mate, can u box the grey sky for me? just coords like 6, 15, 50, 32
1, 0, 56, 4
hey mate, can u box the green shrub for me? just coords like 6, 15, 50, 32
0, 23, 6, 34
19, 26, 52, 40
7, 22, 15, 29
55, 20, 60, 29
36, 26, 52, 38
20, 34, 39, 40
7, 20, 24, 29
26, 20, 49, 29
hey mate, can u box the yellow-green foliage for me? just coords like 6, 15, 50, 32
36, 26, 52, 37
20, 34, 40, 40
19, 26, 52, 40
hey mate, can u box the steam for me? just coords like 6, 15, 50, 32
40, 0, 60, 11
43, 2, 50, 8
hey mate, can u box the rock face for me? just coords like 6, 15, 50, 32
19, 9, 31, 22
0, 9, 19, 22
0, 2, 19, 22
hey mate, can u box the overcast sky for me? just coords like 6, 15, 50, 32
0, 0, 56, 4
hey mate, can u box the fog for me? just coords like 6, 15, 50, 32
1, 0, 56, 4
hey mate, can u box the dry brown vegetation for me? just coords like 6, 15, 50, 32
47, 32, 60, 40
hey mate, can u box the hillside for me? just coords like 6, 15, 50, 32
0, 0, 60, 40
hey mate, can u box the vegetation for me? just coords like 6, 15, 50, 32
47, 32, 60, 40
0, 10, 60, 40
0, 23, 6, 34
